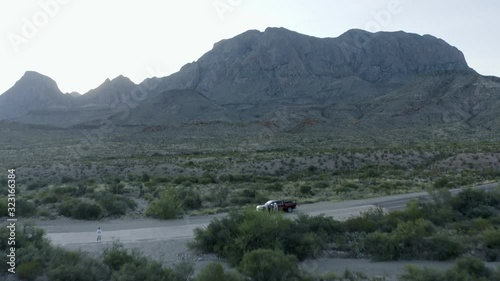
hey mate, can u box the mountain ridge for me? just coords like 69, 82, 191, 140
1, 27, 496, 137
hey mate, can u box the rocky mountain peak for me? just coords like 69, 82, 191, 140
0, 71, 70, 119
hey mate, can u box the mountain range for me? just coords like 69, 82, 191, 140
1, 27, 499, 140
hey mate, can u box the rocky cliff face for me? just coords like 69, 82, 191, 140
152, 28, 471, 105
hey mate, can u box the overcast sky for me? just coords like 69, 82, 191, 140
1, 0, 498, 95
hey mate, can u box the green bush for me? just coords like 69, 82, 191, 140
145, 188, 182, 219
229, 188, 264, 205
47, 248, 111, 281
17, 261, 41, 281
207, 186, 229, 207
17, 198, 37, 217
60, 176, 75, 183
365, 219, 435, 260
111, 183, 125, 194
267, 183, 284, 191
484, 229, 500, 261
71, 201, 103, 220
195, 263, 244, 281
141, 173, 150, 182
58, 199, 103, 220
238, 249, 299, 281
42, 193, 59, 204
92, 192, 136, 217
103, 242, 134, 271
191, 209, 338, 265
300, 185, 312, 195
434, 177, 450, 188
313, 181, 329, 189
0, 198, 7, 217
427, 233, 464, 261
402, 256, 500, 281
178, 188, 202, 210
27, 181, 46, 190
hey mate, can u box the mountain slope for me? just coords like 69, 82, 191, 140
115, 89, 234, 126
360, 71, 500, 129
0, 71, 74, 119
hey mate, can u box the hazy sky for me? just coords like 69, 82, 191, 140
1, 0, 498, 95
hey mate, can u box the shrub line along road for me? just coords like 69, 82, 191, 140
37, 182, 498, 246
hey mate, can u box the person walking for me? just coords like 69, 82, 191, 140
96, 227, 102, 242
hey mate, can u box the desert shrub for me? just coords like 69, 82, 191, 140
104, 199, 128, 216
450, 188, 498, 219
57, 199, 76, 217
344, 208, 389, 233
111, 262, 172, 281
365, 219, 435, 260
0, 199, 7, 217
103, 242, 135, 271
300, 185, 312, 195
58, 199, 102, 220
207, 186, 229, 207
174, 175, 198, 184
220, 174, 253, 183
52, 185, 79, 196
17, 261, 41, 280
47, 248, 111, 281
401, 256, 500, 281
229, 188, 264, 205
426, 233, 464, 260
17, 198, 37, 217
401, 265, 444, 281
191, 209, 339, 264
155, 176, 171, 183
145, 188, 182, 219
313, 181, 329, 189
445, 256, 495, 281
195, 262, 244, 281
141, 173, 150, 182
483, 229, 500, 261
92, 192, 136, 217
42, 193, 59, 204
266, 182, 283, 191
111, 183, 125, 194
71, 201, 103, 220
27, 181, 47, 190
238, 249, 299, 281
199, 172, 217, 184
178, 188, 202, 210
364, 232, 395, 260
434, 177, 451, 188
60, 176, 75, 183
307, 165, 318, 173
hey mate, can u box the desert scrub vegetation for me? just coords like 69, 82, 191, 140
401, 256, 500, 281
0, 224, 194, 281
191, 188, 500, 264
3, 141, 500, 220
0, 223, 390, 281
